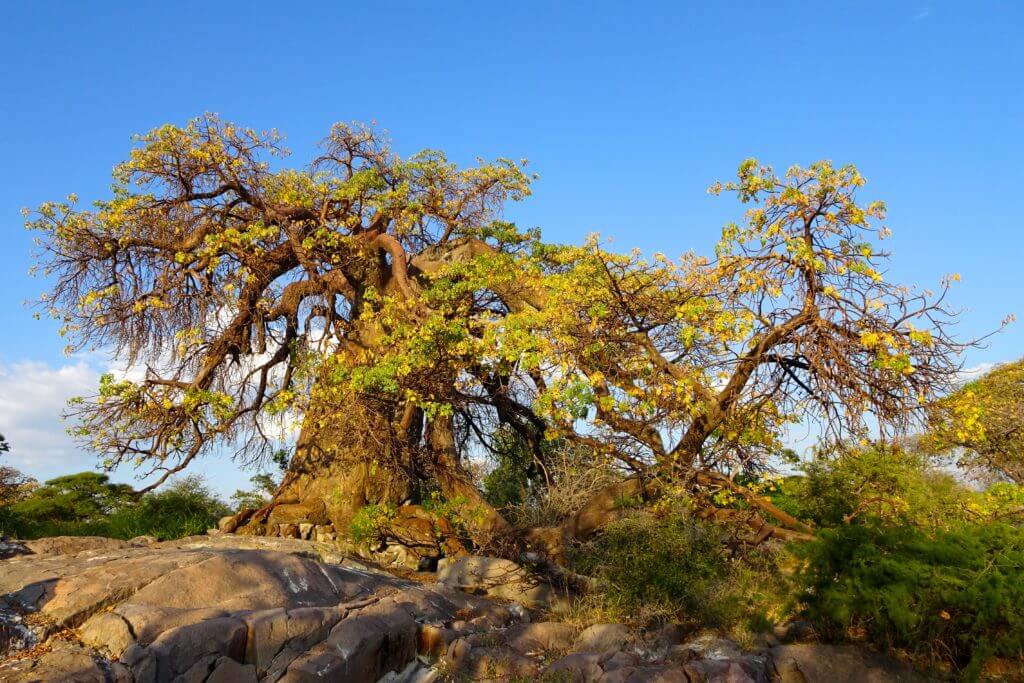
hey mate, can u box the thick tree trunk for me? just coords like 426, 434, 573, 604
235, 406, 414, 537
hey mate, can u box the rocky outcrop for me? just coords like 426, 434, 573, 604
0, 534, 510, 682
0, 534, 943, 682
769, 643, 934, 683
437, 555, 567, 609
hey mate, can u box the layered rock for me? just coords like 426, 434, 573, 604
0, 534, 943, 682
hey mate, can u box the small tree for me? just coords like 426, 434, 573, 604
512, 161, 977, 537
12, 472, 135, 523
925, 358, 1024, 483
230, 472, 279, 511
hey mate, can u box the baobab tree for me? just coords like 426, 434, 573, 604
30, 115, 545, 538
30, 118, 972, 552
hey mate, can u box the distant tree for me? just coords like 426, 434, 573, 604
0, 467, 34, 507
12, 472, 135, 522
925, 358, 1024, 483
230, 472, 279, 511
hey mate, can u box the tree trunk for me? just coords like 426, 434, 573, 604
235, 404, 414, 537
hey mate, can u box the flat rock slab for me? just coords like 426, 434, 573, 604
0, 535, 945, 683
0, 535, 508, 683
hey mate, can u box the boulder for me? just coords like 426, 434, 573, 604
769, 643, 933, 683
503, 621, 578, 654
0, 539, 30, 560
23, 536, 129, 556
128, 535, 158, 547
437, 555, 564, 608
545, 652, 604, 681
574, 623, 633, 653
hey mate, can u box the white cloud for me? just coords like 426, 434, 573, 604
958, 362, 998, 383
0, 358, 274, 498
0, 359, 100, 482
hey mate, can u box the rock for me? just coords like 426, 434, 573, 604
437, 555, 564, 608
769, 643, 932, 683
456, 645, 541, 679
0, 639, 107, 682
298, 522, 314, 540
218, 515, 239, 533
676, 633, 746, 661
207, 655, 258, 682
130, 615, 248, 679
685, 658, 761, 682
0, 538, 30, 560
1, 534, 497, 682
503, 621, 578, 654
644, 622, 693, 656
545, 652, 604, 681
771, 620, 816, 643
598, 664, 690, 682
128, 535, 158, 546
375, 542, 420, 569
22, 536, 130, 556
574, 623, 632, 653
79, 610, 135, 657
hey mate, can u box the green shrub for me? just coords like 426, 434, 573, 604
796, 522, 1024, 680
10, 472, 134, 523
1, 474, 229, 541
108, 476, 230, 539
348, 503, 396, 547
572, 511, 734, 625
769, 445, 1015, 531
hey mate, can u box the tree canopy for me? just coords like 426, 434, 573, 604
28, 117, 975, 543
926, 358, 1024, 483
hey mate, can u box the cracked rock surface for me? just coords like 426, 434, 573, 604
0, 534, 937, 682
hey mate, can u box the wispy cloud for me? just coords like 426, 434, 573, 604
0, 359, 100, 481
958, 362, 999, 383
0, 357, 270, 496
913, 7, 933, 21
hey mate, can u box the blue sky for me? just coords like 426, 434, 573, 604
0, 1, 1021, 496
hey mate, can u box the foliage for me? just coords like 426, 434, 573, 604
571, 508, 785, 628
926, 358, 1024, 483
123, 475, 231, 538
348, 503, 396, 547
773, 444, 1023, 530
482, 426, 539, 509
230, 472, 278, 511
10, 471, 134, 522
795, 522, 1024, 681
1, 472, 229, 540
0, 466, 35, 508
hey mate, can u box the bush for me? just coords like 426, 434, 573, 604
571, 510, 779, 627
796, 522, 1024, 680
0, 473, 229, 541
109, 476, 230, 539
490, 439, 620, 528
769, 445, 1017, 531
